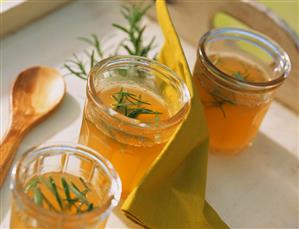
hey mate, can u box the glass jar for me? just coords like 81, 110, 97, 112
79, 55, 190, 197
10, 144, 121, 229
193, 28, 291, 155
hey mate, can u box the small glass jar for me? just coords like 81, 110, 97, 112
10, 144, 121, 229
79, 55, 190, 197
193, 28, 291, 155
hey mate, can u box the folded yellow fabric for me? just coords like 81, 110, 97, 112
122, 1, 228, 228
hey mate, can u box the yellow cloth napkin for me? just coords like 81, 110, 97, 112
122, 1, 228, 228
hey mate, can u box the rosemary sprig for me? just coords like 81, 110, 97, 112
232, 71, 249, 81
205, 90, 235, 118
64, 53, 90, 80
64, 3, 156, 80
113, 4, 156, 57
25, 176, 95, 214
112, 88, 161, 119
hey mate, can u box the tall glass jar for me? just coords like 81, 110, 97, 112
193, 28, 291, 155
10, 144, 121, 229
79, 56, 191, 197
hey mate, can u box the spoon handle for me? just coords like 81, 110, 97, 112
0, 124, 25, 187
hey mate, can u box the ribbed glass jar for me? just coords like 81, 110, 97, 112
10, 144, 121, 229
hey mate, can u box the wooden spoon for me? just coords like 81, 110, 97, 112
0, 66, 66, 186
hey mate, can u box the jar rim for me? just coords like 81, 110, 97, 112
198, 28, 291, 92
11, 143, 122, 226
87, 55, 191, 133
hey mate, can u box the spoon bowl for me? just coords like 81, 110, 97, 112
0, 66, 65, 186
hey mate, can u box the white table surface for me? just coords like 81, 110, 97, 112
1, 1, 298, 228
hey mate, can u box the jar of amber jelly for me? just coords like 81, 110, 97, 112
10, 144, 121, 229
193, 28, 291, 155
79, 56, 190, 197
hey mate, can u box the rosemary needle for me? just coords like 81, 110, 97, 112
112, 88, 162, 119
61, 177, 72, 207
128, 108, 161, 119
232, 71, 246, 80
33, 187, 43, 206
25, 177, 39, 192
69, 182, 90, 206
79, 177, 90, 192
206, 90, 235, 118
49, 177, 64, 210
87, 203, 94, 212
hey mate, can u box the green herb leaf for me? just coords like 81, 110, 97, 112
79, 177, 90, 192
76, 202, 83, 214
112, 23, 129, 33
206, 90, 236, 118
232, 71, 246, 81
87, 203, 94, 212
25, 177, 39, 192
90, 50, 95, 68
48, 177, 64, 210
61, 177, 71, 202
69, 182, 89, 206
112, 88, 162, 119
128, 108, 162, 119
33, 187, 43, 206
64, 63, 87, 80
